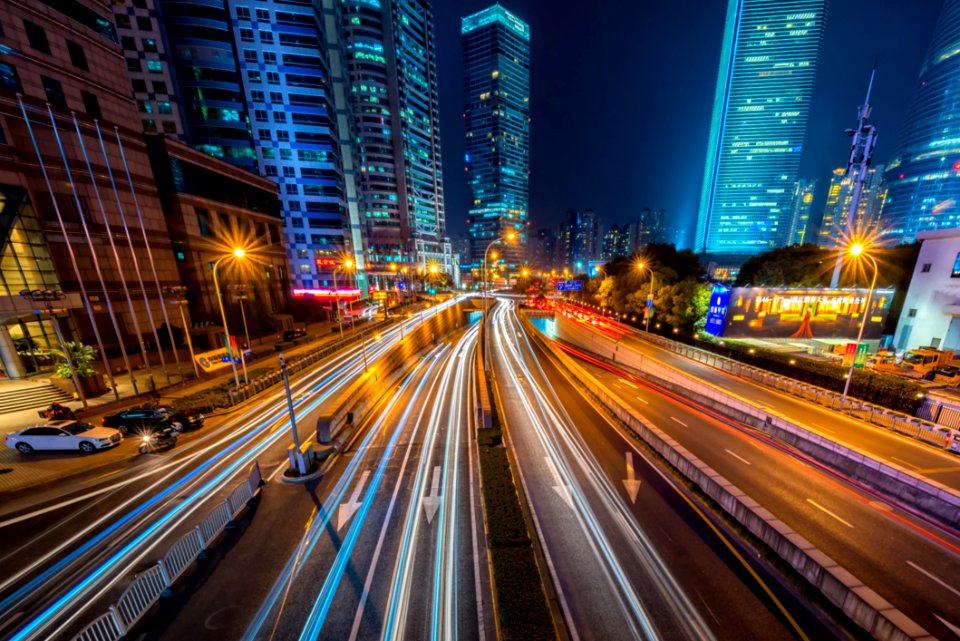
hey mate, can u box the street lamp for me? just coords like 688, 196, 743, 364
841, 242, 879, 402
162, 285, 200, 379
636, 261, 657, 333
213, 247, 247, 387
482, 231, 517, 317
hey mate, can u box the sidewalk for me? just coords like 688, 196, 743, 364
0, 319, 375, 495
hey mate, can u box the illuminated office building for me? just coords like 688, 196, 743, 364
817, 166, 886, 248
342, 0, 454, 277
695, 0, 828, 256
882, 0, 960, 243
462, 4, 530, 270
786, 179, 816, 245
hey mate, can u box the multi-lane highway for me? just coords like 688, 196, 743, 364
0, 300, 471, 641
534, 306, 960, 641
489, 299, 834, 641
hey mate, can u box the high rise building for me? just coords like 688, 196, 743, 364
601, 224, 631, 261
695, 0, 828, 256
342, 0, 452, 277
462, 4, 530, 270
555, 209, 577, 272
118, 0, 365, 290
529, 227, 557, 271
787, 179, 816, 245
635, 207, 667, 247
882, 0, 960, 243
818, 166, 886, 248
573, 208, 600, 268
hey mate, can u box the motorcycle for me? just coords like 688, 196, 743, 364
38, 402, 77, 421
138, 426, 178, 454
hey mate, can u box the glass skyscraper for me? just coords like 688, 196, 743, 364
695, 0, 828, 257
342, 0, 453, 276
882, 0, 960, 243
462, 4, 530, 270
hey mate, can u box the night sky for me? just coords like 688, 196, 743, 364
434, 0, 944, 247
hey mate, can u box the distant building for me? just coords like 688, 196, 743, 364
894, 228, 960, 351
788, 180, 817, 245
882, 0, 960, 243
529, 227, 557, 271
573, 208, 600, 269
636, 207, 667, 247
601, 224, 631, 261
818, 166, 886, 248
463, 4, 530, 270
555, 209, 577, 272
695, 0, 829, 255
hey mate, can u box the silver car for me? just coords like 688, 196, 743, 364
5, 420, 123, 454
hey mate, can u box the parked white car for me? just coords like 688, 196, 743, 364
5, 420, 123, 454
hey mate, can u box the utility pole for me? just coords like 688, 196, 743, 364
831, 63, 879, 287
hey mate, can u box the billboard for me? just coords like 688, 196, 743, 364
717, 287, 894, 339
704, 285, 731, 337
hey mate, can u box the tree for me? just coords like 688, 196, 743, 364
52, 341, 97, 379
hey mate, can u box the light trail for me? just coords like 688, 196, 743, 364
490, 300, 716, 641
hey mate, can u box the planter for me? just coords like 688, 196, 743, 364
51, 374, 108, 399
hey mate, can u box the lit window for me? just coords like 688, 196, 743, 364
157, 101, 172, 114
146, 60, 162, 73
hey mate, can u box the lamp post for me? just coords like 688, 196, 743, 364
333, 258, 354, 340
841, 243, 879, 401
20, 289, 87, 408
482, 231, 517, 319
637, 262, 657, 333
279, 353, 306, 475
230, 284, 252, 355
213, 248, 247, 387
162, 285, 200, 379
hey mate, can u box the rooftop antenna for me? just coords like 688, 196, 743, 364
831, 60, 879, 287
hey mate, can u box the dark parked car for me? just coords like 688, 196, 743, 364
283, 328, 308, 342
101, 406, 203, 434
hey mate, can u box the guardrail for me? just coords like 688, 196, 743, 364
632, 329, 960, 454
71, 461, 263, 641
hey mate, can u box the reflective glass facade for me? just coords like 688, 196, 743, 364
695, 0, 828, 256
462, 5, 530, 269
882, 0, 960, 243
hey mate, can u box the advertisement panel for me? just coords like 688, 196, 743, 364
704, 285, 731, 337
717, 287, 893, 340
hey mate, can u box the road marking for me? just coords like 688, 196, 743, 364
890, 456, 920, 470
544, 456, 573, 509
635, 395, 649, 405
808, 422, 835, 434
622, 451, 642, 503
724, 449, 752, 466
670, 417, 688, 427
266, 462, 287, 483
613, 384, 623, 390
934, 614, 960, 638
916, 467, 960, 475
806, 498, 854, 529
908, 561, 960, 598
618, 378, 638, 389
422, 465, 442, 524
337, 470, 370, 531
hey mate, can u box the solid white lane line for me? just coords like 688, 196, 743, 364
724, 449, 751, 466
890, 456, 920, 471
907, 561, 960, 598
670, 417, 688, 427
635, 396, 649, 405
618, 378, 638, 389
806, 499, 854, 529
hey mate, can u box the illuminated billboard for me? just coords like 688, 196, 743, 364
714, 287, 894, 339
704, 285, 731, 337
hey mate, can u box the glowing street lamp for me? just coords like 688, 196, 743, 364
636, 261, 657, 333
213, 247, 248, 387
841, 242, 878, 402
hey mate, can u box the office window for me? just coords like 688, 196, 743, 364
24, 21, 50, 54
244, 49, 258, 63
276, 130, 289, 141
152, 80, 168, 94
41, 76, 66, 107
146, 60, 162, 73
261, 148, 275, 159
283, 166, 295, 178
288, 199, 300, 210
310, 235, 324, 245
81, 91, 101, 119
66, 40, 88, 70
247, 70, 262, 83
251, 90, 265, 101
0, 63, 22, 93
299, 264, 311, 274
236, 7, 251, 19
297, 248, 308, 259
291, 217, 303, 227
263, 51, 277, 64
264, 165, 278, 177
132, 79, 147, 92
266, 71, 280, 85
908, 308, 917, 318
157, 101, 172, 114
280, 149, 293, 160
121, 36, 136, 51
137, 100, 153, 113
273, 112, 286, 123
142, 38, 157, 53
254, 109, 267, 121
259, 31, 274, 44
116, 15, 131, 29
257, 128, 270, 140
256, 8, 270, 20
921, 263, 932, 273
143, 119, 156, 132
137, 17, 151, 30
197, 209, 213, 237
240, 28, 254, 42
269, 91, 283, 102
162, 121, 178, 134
126, 58, 141, 72
294, 233, 306, 244
285, 183, 298, 194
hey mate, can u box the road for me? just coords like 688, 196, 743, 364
533, 311, 960, 641
152, 326, 489, 641
0, 299, 467, 641
489, 300, 829, 641
565, 308, 960, 489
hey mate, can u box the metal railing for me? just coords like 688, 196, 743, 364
71, 461, 263, 641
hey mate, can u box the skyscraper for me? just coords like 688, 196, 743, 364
462, 4, 530, 270
818, 166, 886, 248
787, 179, 816, 245
695, 0, 828, 256
882, 0, 960, 243
342, 0, 452, 276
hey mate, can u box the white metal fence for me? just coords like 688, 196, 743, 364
71, 461, 263, 641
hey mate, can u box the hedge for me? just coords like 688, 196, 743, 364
171, 367, 273, 413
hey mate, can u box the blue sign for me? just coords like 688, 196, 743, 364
557, 280, 583, 292
704, 285, 731, 337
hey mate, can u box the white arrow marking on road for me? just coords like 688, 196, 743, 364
338, 470, 370, 531
544, 456, 573, 509
623, 451, 642, 503
422, 465, 442, 524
